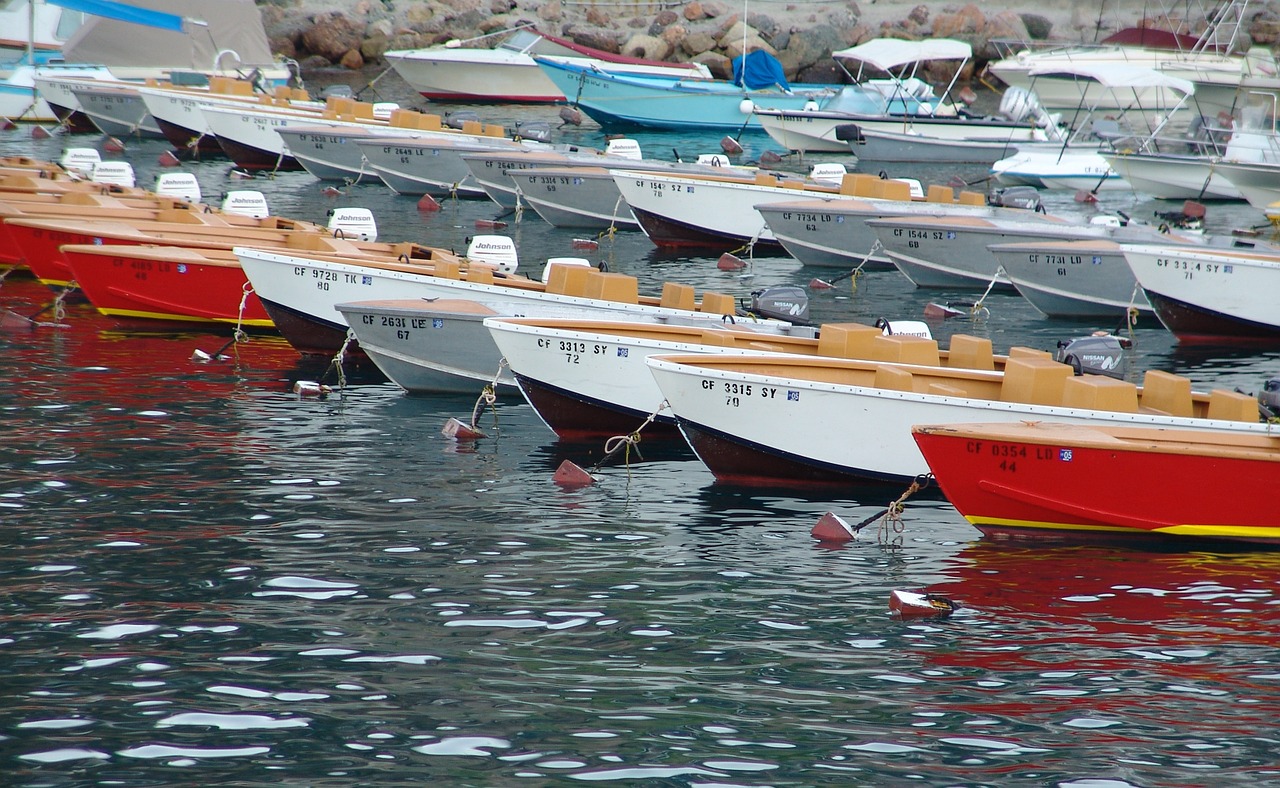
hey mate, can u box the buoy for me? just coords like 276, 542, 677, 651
571, 238, 599, 250
157, 150, 181, 167
552, 459, 595, 488
321, 185, 343, 196
417, 194, 441, 212
0, 310, 38, 331
811, 511, 856, 542
475, 219, 507, 230
1073, 189, 1099, 204
808, 278, 834, 290
923, 302, 966, 319
719, 135, 744, 155
102, 137, 125, 153
1, 118, 16, 131
441, 417, 485, 440
889, 589, 957, 618
31, 125, 50, 139
716, 252, 745, 271
759, 150, 783, 164
558, 106, 582, 126
229, 168, 254, 180
293, 380, 331, 397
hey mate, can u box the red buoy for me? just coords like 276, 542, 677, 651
716, 252, 745, 271
158, 150, 181, 167
720, 135, 743, 155
475, 219, 507, 230
552, 459, 595, 488
417, 194, 441, 212
31, 125, 50, 139
571, 238, 599, 250
808, 278, 834, 290
889, 589, 957, 618
321, 185, 343, 196
103, 137, 125, 153
292, 380, 332, 398
811, 511, 855, 542
442, 417, 485, 441
923, 302, 966, 319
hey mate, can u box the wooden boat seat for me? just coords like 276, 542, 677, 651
660, 281, 695, 311
815, 322, 879, 359
389, 108, 419, 128
754, 172, 779, 187
483, 123, 505, 138
698, 291, 737, 316
464, 264, 496, 284
700, 329, 736, 347
1000, 356, 1073, 406
926, 184, 955, 203
545, 263, 592, 296
878, 180, 913, 202
927, 382, 968, 397
957, 190, 986, 206
1207, 389, 1260, 422
583, 271, 639, 304
352, 102, 375, 120
852, 173, 883, 198
1008, 346, 1052, 359
1062, 376, 1139, 412
868, 334, 940, 366
781, 180, 805, 190
433, 259, 461, 279
838, 173, 864, 196
945, 334, 995, 370
875, 365, 914, 392
461, 120, 485, 136
1139, 369, 1194, 416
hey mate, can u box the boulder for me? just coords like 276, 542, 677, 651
538, 0, 562, 22
300, 12, 366, 63
681, 31, 718, 57
1020, 12, 1053, 40
340, 49, 365, 70
567, 27, 620, 53
932, 4, 987, 38
622, 33, 671, 61
684, 2, 707, 22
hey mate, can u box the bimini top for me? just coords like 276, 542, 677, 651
1027, 62, 1196, 95
831, 38, 972, 72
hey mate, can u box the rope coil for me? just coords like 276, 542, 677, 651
589, 400, 669, 476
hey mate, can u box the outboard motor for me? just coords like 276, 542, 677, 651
874, 317, 932, 338
991, 185, 1042, 212
750, 285, 809, 325
1260, 377, 1280, 418
1055, 334, 1130, 379
444, 110, 481, 130
515, 121, 552, 143
320, 84, 353, 99
834, 123, 865, 145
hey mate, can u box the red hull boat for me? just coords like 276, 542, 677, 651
60, 244, 273, 329
912, 420, 1280, 546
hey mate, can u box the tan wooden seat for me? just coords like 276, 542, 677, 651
754, 172, 779, 187
1207, 389, 1259, 422
926, 184, 955, 203
1000, 356, 1073, 405
868, 335, 940, 366
878, 179, 913, 202
583, 271, 639, 304
815, 323, 879, 359
875, 365, 914, 392
545, 263, 592, 296
700, 329, 736, 347
927, 382, 968, 397
465, 264, 496, 284
1140, 369, 1193, 416
1062, 376, 1139, 412
1008, 346, 1052, 359
660, 282, 695, 311
698, 291, 737, 316
946, 334, 994, 370
432, 259, 461, 280
957, 190, 986, 206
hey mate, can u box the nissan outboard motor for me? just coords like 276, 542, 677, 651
750, 285, 810, 325
515, 121, 552, 143
1260, 377, 1280, 417
1055, 334, 1130, 379
990, 185, 1043, 212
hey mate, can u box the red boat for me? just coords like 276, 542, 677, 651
912, 420, 1280, 546
60, 244, 273, 329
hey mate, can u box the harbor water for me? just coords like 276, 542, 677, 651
3, 77, 1280, 785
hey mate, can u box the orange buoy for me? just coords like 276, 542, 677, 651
292, 380, 332, 398
889, 590, 957, 618
103, 137, 125, 153
552, 459, 595, 488
31, 125, 50, 139
158, 150, 181, 167
719, 135, 743, 155
811, 511, 855, 542
716, 252, 745, 271
1, 118, 16, 131
923, 302, 966, 319
571, 238, 599, 250
417, 194, 441, 212
321, 185, 343, 197
808, 278, 833, 290
442, 417, 485, 441
475, 219, 507, 230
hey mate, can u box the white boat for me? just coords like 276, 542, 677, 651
275, 124, 387, 183
70, 79, 164, 137
986, 1, 1263, 119
1123, 241, 1280, 342
645, 344, 1267, 485
0, 0, 85, 122
990, 63, 1199, 192
611, 167, 879, 252
987, 239, 1155, 319
136, 79, 319, 154
354, 133, 525, 197
235, 246, 812, 362
385, 27, 711, 104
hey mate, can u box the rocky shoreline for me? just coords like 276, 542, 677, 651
258, 0, 1280, 85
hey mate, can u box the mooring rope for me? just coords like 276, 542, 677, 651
590, 400, 669, 477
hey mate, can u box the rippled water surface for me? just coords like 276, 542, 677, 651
3, 78, 1280, 785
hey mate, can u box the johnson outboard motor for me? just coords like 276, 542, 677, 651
750, 285, 809, 325
1055, 334, 1130, 379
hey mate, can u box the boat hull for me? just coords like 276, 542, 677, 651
988, 239, 1153, 319
276, 127, 384, 183
912, 421, 1280, 545
1101, 151, 1241, 200
355, 136, 501, 197
508, 167, 637, 230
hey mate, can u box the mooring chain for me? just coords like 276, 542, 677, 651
326, 329, 357, 392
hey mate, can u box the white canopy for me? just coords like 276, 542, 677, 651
831, 38, 972, 71
1027, 63, 1195, 96
61, 0, 275, 69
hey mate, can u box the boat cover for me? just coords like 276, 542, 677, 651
57, 0, 276, 68
733, 49, 789, 91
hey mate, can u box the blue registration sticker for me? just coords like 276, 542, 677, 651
361, 275, 372, 285
432, 318, 443, 328
787, 390, 799, 401
616, 347, 628, 357
1059, 448, 1073, 462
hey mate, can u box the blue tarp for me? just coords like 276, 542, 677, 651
732, 49, 790, 91
49, 0, 185, 32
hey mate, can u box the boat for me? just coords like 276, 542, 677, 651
644, 341, 1265, 486
535, 47, 940, 132
237, 246, 812, 360
384, 26, 711, 104
754, 38, 1068, 157
986, 238, 1154, 319
274, 123, 388, 184
985, 0, 1262, 118
754, 184, 1040, 271
354, 133, 525, 197
611, 167, 885, 251
1122, 241, 1280, 342
0, 0, 87, 122
136, 78, 318, 154
989, 64, 1199, 192
912, 420, 1280, 545
484, 317, 1005, 442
